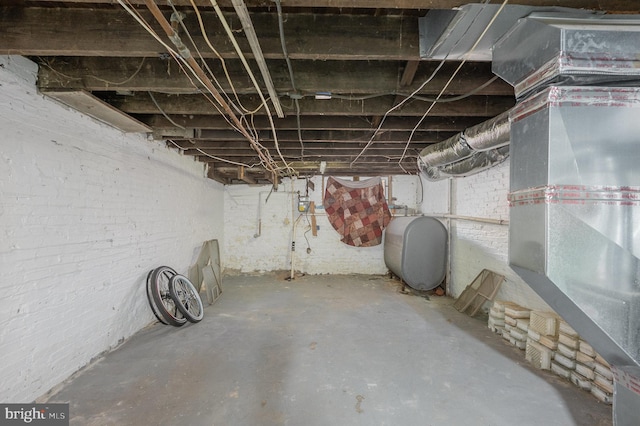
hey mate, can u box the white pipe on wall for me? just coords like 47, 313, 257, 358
426, 213, 509, 226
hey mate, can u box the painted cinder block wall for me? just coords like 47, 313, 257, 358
224, 175, 420, 274
0, 56, 225, 402
420, 160, 551, 311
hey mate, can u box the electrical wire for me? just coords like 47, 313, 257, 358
274, 0, 305, 159
118, 0, 242, 133
39, 57, 147, 87
120, 0, 283, 174
188, 0, 251, 114
169, 140, 262, 170
169, 1, 260, 122
195, 147, 258, 167
397, 0, 510, 172
167, 5, 235, 106
208, 0, 295, 176
350, 0, 494, 168
148, 91, 186, 130
348, 60, 447, 166
327, 75, 499, 103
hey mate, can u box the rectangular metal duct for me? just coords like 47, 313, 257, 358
508, 86, 640, 368
419, 5, 595, 61
493, 15, 640, 98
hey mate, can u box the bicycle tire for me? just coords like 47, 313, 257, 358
150, 266, 187, 327
146, 268, 169, 325
169, 274, 204, 323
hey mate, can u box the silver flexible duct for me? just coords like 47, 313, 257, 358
464, 110, 510, 151
417, 110, 511, 181
419, 146, 510, 180
418, 134, 473, 167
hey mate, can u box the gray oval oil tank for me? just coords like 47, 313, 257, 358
384, 216, 447, 290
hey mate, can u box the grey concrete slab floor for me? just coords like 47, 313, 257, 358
47, 274, 612, 426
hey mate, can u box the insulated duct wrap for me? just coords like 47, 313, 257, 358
418, 134, 472, 167
441, 146, 510, 175
419, 146, 510, 181
463, 111, 510, 151
417, 112, 511, 181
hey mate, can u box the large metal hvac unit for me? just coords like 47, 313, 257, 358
384, 216, 447, 291
494, 15, 640, 422
507, 86, 640, 424
508, 85, 640, 367
493, 15, 640, 99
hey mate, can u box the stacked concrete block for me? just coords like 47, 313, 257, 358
591, 351, 614, 404
488, 300, 507, 336
487, 301, 615, 404
494, 302, 531, 350
525, 338, 554, 370
551, 320, 578, 380
528, 311, 560, 364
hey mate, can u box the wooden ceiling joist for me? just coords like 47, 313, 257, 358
17, 1, 636, 182
21, 0, 635, 12
141, 115, 487, 132
113, 93, 515, 116
0, 7, 419, 61
36, 57, 512, 96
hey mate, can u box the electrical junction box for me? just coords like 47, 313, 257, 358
297, 195, 310, 213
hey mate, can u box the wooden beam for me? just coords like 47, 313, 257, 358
0, 8, 419, 60
171, 141, 437, 150
42, 89, 151, 132
141, 115, 486, 132
188, 149, 424, 158
36, 57, 512, 96
212, 163, 420, 176
237, 166, 257, 184
206, 164, 230, 184
114, 93, 515, 117
196, 155, 420, 163
187, 129, 453, 143
399, 60, 420, 88
22, 0, 637, 13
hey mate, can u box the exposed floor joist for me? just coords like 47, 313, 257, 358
4, 0, 635, 183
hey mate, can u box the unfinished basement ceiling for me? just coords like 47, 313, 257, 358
1, 1, 637, 184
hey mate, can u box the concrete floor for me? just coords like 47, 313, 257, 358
47, 274, 612, 426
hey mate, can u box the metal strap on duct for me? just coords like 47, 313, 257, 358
417, 110, 511, 181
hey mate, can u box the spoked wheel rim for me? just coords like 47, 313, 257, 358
150, 266, 187, 327
169, 274, 204, 323
146, 269, 169, 325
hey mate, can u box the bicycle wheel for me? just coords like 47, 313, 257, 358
169, 274, 204, 323
146, 268, 169, 325
150, 266, 187, 327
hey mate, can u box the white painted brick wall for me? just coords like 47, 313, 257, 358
420, 160, 551, 311
0, 56, 225, 402
224, 175, 419, 275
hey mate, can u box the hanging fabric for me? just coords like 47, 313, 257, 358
323, 176, 392, 247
